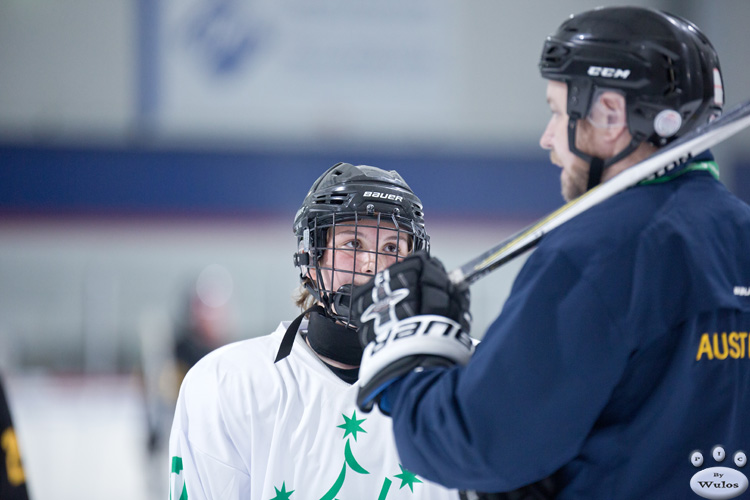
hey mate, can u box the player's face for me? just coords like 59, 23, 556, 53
539, 80, 593, 202
314, 218, 410, 295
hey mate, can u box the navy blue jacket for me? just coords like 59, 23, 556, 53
386, 154, 750, 499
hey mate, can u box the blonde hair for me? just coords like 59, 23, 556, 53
293, 278, 317, 312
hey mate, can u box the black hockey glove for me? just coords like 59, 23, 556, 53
351, 251, 474, 413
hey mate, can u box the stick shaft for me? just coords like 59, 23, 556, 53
450, 99, 750, 285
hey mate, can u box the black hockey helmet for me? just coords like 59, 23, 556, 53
539, 6, 724, 186
293, 162, 429, 325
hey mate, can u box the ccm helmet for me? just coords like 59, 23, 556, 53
293, 162, 429, 326
539, 6, 724, 188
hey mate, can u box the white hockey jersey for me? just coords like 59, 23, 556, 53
168, 320, 459, 500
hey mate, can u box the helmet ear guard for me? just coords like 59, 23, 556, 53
293, 226, 328, 308
293, 228, 313, 276
565, 77, 595, 123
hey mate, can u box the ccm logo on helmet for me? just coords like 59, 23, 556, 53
588, 66, 631, 79
364, 191, 403, 202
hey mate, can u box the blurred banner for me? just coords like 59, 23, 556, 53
149, 0, 458, 145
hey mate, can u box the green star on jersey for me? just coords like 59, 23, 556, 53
170, 456, 188, 500
270, 482, 294, 500
394, 464, 423, 492
337, 411, 367, 441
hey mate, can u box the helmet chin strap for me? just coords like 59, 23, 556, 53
586, 156, 606, 191
304, 275, 355, 327
568, 118, 643, 191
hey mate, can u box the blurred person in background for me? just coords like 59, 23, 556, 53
0, 374, 30, 500
143, 264, 235, 456
168, 162, 460, 499
172, 264, 235, 388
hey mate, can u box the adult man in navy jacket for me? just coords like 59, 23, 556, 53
352, 6, 750, 499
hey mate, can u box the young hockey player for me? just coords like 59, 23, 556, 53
352, 7, 750, 499
168, 162, 459, 499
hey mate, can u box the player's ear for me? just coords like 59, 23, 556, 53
593, 91, 628, 141
601, 91, 626, 123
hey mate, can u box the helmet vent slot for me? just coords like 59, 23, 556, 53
313, 193, 347, 205
542, 44, 570, 65
663, 55, 677, 96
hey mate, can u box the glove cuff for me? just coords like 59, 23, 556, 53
356, 315, 474, 412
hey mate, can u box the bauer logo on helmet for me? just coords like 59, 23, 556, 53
363, 191, 404, 202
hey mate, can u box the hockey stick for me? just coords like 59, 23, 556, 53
449, 99, 750, 286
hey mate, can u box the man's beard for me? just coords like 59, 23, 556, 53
560, 166, 588, 202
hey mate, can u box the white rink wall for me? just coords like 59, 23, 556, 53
5, 374, 159, 500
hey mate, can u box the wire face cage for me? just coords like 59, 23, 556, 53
304, 211, 425, 328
